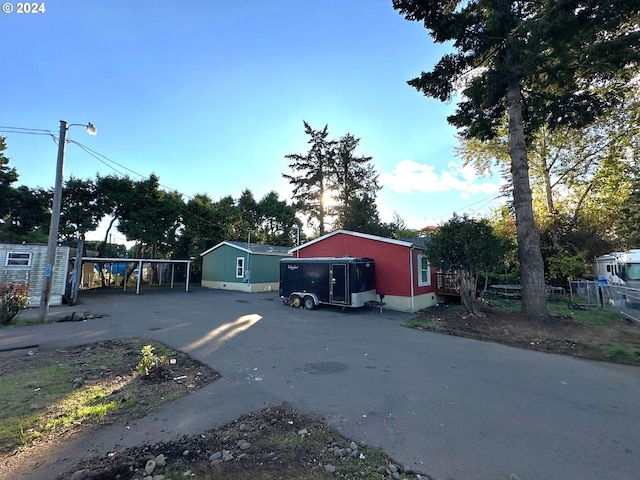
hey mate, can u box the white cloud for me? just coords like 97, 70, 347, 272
380, 160, 501, 196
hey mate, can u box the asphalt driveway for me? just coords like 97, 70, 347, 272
2, 287, 639, 480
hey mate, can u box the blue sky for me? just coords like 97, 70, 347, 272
1, 0, 503, 242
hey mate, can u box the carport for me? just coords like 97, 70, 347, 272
75, 257, 192, 295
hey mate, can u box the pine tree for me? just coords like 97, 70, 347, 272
331, 133, 380, 230
283, 122, 336, 236
393, 0, 640, 323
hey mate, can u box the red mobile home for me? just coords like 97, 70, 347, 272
290, 230, 438, 312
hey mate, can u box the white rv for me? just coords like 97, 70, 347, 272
594, 249, 640, 289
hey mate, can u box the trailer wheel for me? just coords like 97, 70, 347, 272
303, 296, 316, 310
290, 294, 302, 308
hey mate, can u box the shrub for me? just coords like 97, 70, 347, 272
0, 282, 30, 325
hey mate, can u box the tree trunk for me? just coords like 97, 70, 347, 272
98, 216, 118, 257
506, 81, 551, 323
459, 270, 479, 315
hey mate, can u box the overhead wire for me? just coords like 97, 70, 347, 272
1, 126, 232, 233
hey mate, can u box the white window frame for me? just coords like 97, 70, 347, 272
236, 257, 245, 278
5, 252, 32, 267
417, 254, 431, 287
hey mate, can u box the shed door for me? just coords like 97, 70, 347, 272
330, 264, 347, 304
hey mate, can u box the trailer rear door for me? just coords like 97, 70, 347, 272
330, 263, 347, 304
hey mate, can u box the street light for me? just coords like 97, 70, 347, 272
38, 120, 97, 322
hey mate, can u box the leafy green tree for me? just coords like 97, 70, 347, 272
0, 137, 18, 222
95, 175, 136, 257
393, 0, 640, 323
424, 214, 510, 314
117, 174, 184, 259
284, 122, 336, 236
458, 87, 640, 258
59, 176, 108, 243
388, 213, 422, 240
616, 178, 640, 249
174, 193, 222, 279
0, 186, 48, 242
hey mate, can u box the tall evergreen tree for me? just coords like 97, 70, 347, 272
284, 123, 383, 236
237, 189, 259, 242
283, 122, 336, 236
331, 133, 380, 230
393, 0, 640, 323
256, 191, 297, 246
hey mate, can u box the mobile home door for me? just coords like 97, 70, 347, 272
330, 263, 347, 303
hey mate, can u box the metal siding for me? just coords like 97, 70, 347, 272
247, 253, 286, 283
298, 233, 414, 296
202, 244, 244, 284
202, 244, 288, 287
413, 248, 436, 294
0, 244, 69, 307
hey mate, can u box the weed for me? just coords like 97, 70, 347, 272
136, 344, 166, 376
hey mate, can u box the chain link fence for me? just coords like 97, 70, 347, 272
569, 280, 640, 323
611, 285, 640, 323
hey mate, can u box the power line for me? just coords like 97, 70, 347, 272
1, 125, 232, 234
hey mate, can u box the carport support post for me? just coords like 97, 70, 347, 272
136, 260, 142, 294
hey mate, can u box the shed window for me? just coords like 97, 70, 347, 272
5, 252, 32, 267
236, 257, 245, 278
418, 254, 431, 287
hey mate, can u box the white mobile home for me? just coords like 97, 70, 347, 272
0, 243, 70, 307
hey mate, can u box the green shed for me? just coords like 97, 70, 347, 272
200, 241, 292, 293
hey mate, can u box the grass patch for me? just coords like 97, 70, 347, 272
0, 370, 119, 452
488, 295, 624, 326
403, 319, 429, 329
0, 339, 219, 456
602, 345, 639, 363
0, 365, 75, 452
43, 386, 118, 429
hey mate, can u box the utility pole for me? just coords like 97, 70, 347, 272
38, 120, 68, 322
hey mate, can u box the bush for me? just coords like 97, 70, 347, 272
0, 282, 30, 325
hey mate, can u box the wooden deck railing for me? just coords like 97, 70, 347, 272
435, 272, 461, 296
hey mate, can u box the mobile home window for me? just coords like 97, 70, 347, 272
418, 254, 431, 287
236, 257, 245, 278
5, 252, 32, 267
